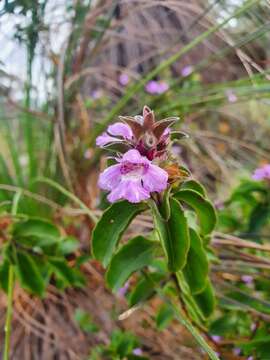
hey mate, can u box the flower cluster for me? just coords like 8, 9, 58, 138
96, 106, 180, 203
252, 164, 270, 181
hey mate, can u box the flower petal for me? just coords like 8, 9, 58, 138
252, 169, 265, 180
108, 179, 150, 203
107, 122, 133, 140
121, 149, 149, 164
124, 179, 150, 203
252, 164, 270, 181
107, 182, 125, 203
96, 133, 122, 147
143, 164, 168, 192
98, 164, 121, 191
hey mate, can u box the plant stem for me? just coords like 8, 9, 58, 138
155, 286, 219, 360
141, 270, 219, 359
3, 266, 15, 360
3, 191, 21, 359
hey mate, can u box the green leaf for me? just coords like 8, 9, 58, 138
225, 290, 270, 315
109, 330, 139, 358
15, 251, 46, 296
156, 303, 174, 331
92, 200, 146, 266
0, 256, 10, 293
210, 312, 252, 338
159, 188, 171, 220
230, 180, 266, 202
183, 228, 209, 294
180, 180, 206, 197
13, 218, 60, 238
106, 236, 157, 292
156, 275, 219, 360
0, 243, 13, 292
49, 258, 85, 288
176, 272, 206, 325
128, 273, 163, 307
174, 189, 216, 236
194, 279, 215, 318
248, 202, 269, 239
74, 308, 99, 333
58, 236, 79, 255
13, 218, 60, 248
150, 199, 190, 272
167, 198, 190, 271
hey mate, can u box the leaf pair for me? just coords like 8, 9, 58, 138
151, 183, 216, 318
92, 200, 157, 292
150, 198, 189, 272
174, 187, 217, 236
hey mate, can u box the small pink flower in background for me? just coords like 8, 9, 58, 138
119, 73, 129, 86
242, 275, 253, 284
181, 65, 193, 77
233, 348, 241, 356
145, 80, 160, 94
252, 164, 270, 181
211, 335, 222, 343
91, 89, 102, 99
171, 145, 182, 157
133, 348, 143, 356
84, 149, 92, 159
117, 281, 129, 297
98, 149, 168, 203
214, 200, 224, 210
96, 122, 133, 147
157, 81, 169, 94
145, 80, 169, 95
226, 89, 237, 103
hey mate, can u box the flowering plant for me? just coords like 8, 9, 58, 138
92, 106, 218, 358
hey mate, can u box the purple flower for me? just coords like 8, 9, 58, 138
214, 201, 224, 210
96, 122, 133, 147
119, 73, 129, 86
242, 275, 253, 284
157, 81, 169, 94
91, 89, 102, 99
211, 335, 222, 343
117, 281, 129, 297
252, 164, 270, 181
96, 106, 178, 161
226, 89, 237, 103
181, 65, 193, 77
171, 145, 182, 157
145, 80, 169, 95
133, 348, 143, 356
233, 348, 241, 356
247, 357, 253, 360
98, 149, 168, 203
145, 80, 160, 94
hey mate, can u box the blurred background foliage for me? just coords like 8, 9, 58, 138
0, 0, 270, 359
